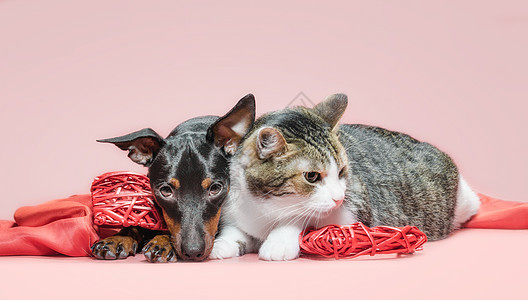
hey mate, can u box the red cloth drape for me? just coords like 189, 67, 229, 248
0, 193, 526, 257
0, 195, 99, 256
464, 194, 528, 229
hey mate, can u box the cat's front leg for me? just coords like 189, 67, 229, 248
210, 225, 253, 259
259, 225, 302, 261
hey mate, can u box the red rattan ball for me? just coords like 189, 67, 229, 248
91, 171, 167, 230
300, 223, 427, 259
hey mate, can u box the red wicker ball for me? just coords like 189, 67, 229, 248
300, 223, 427, 259
91, 171, 167, 230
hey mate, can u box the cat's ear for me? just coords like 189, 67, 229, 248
207, 94, 256, 155
256, 127, 287, 160
97, 128, 165, 166
313, 93, 348, 130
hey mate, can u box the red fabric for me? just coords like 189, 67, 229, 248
0, 195, 100, 256
0, 193, 526, 257
464, 194, 528, 229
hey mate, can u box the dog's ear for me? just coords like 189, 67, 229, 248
206, 94, 256, 155
97, 128, 165, 166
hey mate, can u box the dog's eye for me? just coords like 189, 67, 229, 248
159, 186, 173, 198
303, 172, 321, 183
209, 183, 223, 197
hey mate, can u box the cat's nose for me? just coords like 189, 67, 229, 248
333, 197, 344, 207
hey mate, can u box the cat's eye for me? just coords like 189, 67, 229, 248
159, 185, 174, 198
209, 182, 223, 197
303, 172, 321, 183
339, 167, 346, 178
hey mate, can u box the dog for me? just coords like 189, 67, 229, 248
90, 94, 255, 262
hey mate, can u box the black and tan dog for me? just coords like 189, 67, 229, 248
91, 94, 255, 262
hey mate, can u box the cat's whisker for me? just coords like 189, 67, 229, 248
275, 208, 303, 230
282, 207, 312, 229
307, 210, 317, 231
300, 210, 314, 232
311, 210, 322, 228
255, 202, 305, 222
261, 205, 309, 235
315, 210, 323, 229
268, 205, 308, 228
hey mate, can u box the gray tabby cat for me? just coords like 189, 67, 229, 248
210, 94, 481, 261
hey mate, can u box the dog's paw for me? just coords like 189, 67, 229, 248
258, 237, 300, 261
209, 238, 241, 259
91, 236, 138, 260
142, 235, 177, 263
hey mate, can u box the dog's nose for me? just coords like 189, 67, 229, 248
181, 243, 206, 261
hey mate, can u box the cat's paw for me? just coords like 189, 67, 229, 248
258, 237, 300, 261
209, 238, 241, 259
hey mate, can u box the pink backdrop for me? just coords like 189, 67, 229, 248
0, 1, 527, 299
1, 1, 526, 219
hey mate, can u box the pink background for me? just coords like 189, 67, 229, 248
0, 1, 527, 299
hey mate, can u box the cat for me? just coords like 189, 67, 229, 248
210, 93, 481, 261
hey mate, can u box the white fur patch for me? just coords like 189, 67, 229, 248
230, 119, 250, 137
259, 225, 301, 261
453, 175, 481, 229
223, 139, 238, 155
127, 146, 151, 165
210, 225, 251, 259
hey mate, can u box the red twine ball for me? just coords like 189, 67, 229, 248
300, 223, 427, 259
91, 171, 167, 230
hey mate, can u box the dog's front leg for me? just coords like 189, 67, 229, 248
142, 234, 177, 263
91, 227, 158, 260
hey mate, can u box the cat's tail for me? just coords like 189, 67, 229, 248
453, 176, 481, 229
